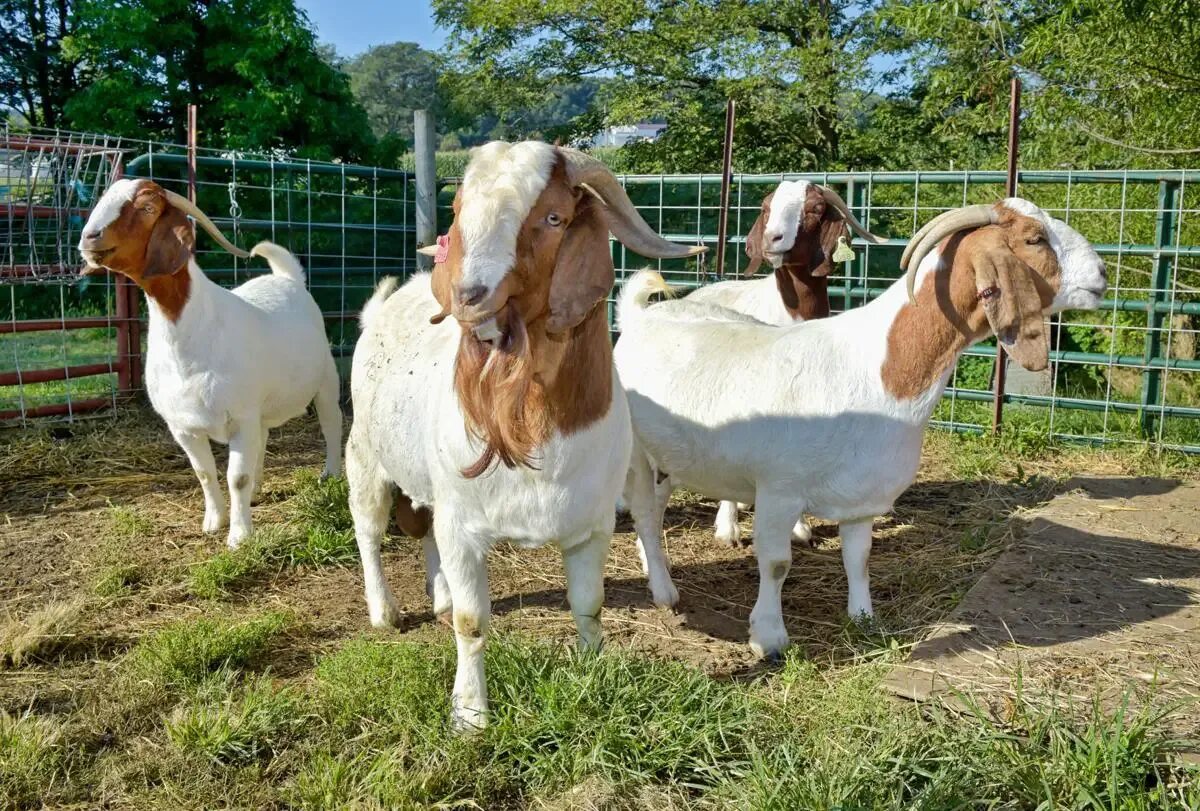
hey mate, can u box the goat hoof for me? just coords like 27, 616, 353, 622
369, 601, 404, 629
714, 527, 741, 548
749, 626, 789, 660
202, 511, 227, 534
226, 527, 249, 549
650, 582, 680, 610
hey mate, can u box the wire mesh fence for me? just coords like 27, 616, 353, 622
1, 125, 419, 425
7, 129, 1200, 452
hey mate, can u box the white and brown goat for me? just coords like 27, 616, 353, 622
77, 179, 341, 547
615, 199, 1106, 657
684, 180, 885, 546
347, 141, 704, 729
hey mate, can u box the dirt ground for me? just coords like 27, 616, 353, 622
886, 475, 1200, 741
3, 406, 1199, 717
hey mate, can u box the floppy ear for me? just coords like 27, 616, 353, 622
807, 216, 847, 278
972, 247, 1050, 371
743, 212, 766, 277
546, 201, 614, 334
143, 205, 194, 278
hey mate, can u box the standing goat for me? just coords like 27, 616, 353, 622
615, 199, 1106, 657
347, 141, 703, 729
684, 180, 885, 546
78, 179, 341, 547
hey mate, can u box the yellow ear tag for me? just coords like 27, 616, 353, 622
832, 235, 856, 263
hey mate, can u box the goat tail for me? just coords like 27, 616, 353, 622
250, 241, 305, 282
617, 268, 674, 331
359, 276, 401, 331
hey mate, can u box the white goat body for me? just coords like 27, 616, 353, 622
615, 199, 1107, 656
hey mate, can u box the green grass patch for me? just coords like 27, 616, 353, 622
165, 673, 303, 766
92, 563, 145, 597
188, 472, 356, 598
0, 711, 70, 809
105, 503, 154, 543
123, 612, 290, 693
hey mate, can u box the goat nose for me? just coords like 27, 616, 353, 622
457, 284, 488, 307
83, 229, 102, 241
769, 233, 783, 243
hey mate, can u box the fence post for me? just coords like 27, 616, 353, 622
414, 109, 437, 272
715, 99, 736, 279
991, 77, 1022, 434
846, 179, 866, 312
1141, 179, 1181, 435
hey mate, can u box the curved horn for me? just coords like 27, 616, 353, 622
818, 186, 887, 245
160, 188, 251, 258
901, 205, 998, 303
559, 148, 706, 259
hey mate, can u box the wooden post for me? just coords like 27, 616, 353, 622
991, 77, 1021, 434
414, 109, 437, 272
715, 100, 736, 278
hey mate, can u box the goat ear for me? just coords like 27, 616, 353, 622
973, 248, 1049, 372
546, 203, 614, 334
808, 217, 847, 278
142, 205, 193, 278
743, 213, 765, 276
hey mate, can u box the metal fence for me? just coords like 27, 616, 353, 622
1, 126, 419, 423
6, 128, 1200, 452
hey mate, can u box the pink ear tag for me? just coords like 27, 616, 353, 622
434, 234, 450, 264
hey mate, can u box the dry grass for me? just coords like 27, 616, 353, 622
0, 598, 86, 668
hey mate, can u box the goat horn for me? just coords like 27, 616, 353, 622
160, 189, 251, 258
559, 148, 707, 259
901, 204, 998, 303
818, 186, 887, 245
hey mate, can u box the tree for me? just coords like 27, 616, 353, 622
0, 0, 79, 127
61, 0, 375, 161
433, 0, 883, 172
344, 42, 440, 146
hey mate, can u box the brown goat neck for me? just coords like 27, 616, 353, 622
881, 232, 989, 401
773, 266, 831, 321
141, 263, 192, 323
536, 303, 614, 436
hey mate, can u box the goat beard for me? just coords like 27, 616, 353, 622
453, 303, 550, 478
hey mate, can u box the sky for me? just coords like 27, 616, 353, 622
296, 0, 447, 58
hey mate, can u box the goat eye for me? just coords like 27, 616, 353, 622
142, 205, 156, 214
546, 213, 563, 227
1027, 235, 1046, 245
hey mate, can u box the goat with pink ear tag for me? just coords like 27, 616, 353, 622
347, 141, 705, 731
615, 198, 1105, 658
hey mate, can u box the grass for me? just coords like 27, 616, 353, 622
188, 471, 356, 598
2, 409, 1200, 807
0, 711, 70, 809
122, 612, 291, 693
118, 636, 1200, 808
0, 599, 86, 668
0, 328, 118, 415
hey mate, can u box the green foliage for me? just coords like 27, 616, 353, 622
60, 0, 374, 161
344, 42, 440, 146
188, 472, 356, 598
